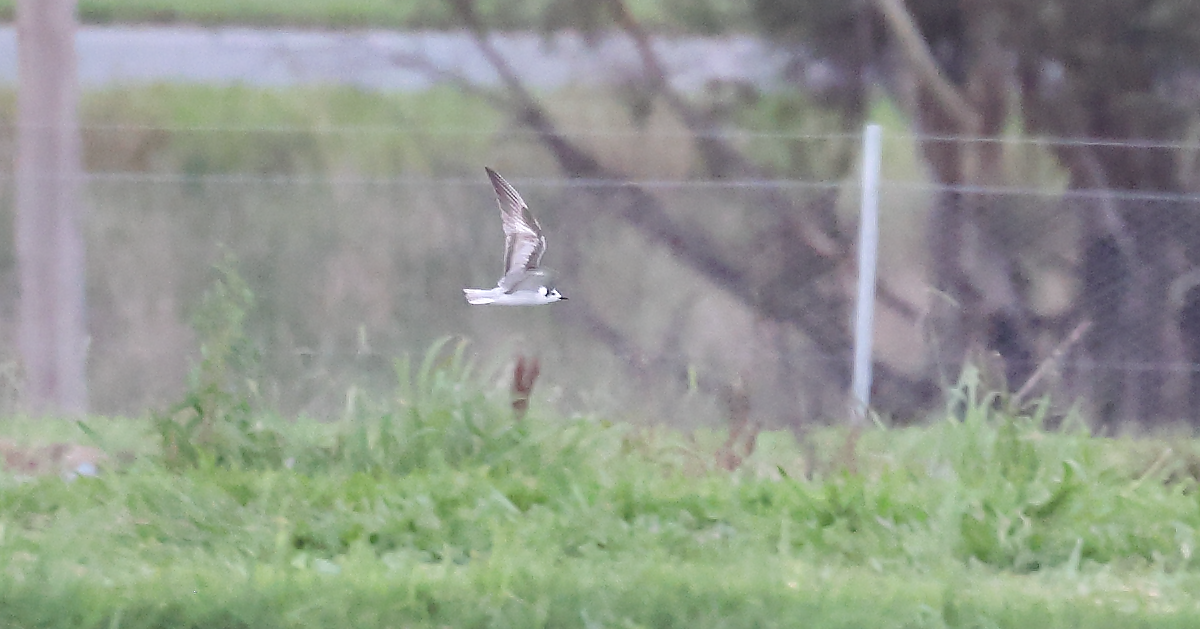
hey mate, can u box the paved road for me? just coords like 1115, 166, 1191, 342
0, 26, 792, 92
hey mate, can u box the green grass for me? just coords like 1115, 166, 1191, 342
0, 84, 505, 177
4, 332, 1200, 627
0, 0, 751, 32
75, 84, 505, 176
0, 87, 1138, 626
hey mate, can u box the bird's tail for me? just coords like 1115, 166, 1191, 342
463, 289, 494, 305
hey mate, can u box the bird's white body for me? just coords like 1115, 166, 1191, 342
464, 167, 568, 306
463, 285, 565, 306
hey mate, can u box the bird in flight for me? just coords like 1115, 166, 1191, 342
463, 167, 568, 306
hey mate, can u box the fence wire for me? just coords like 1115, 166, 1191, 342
35, 172, 855, 424
2, 127, 1198, 427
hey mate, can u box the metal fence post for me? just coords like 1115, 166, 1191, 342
851, 124, 882, 422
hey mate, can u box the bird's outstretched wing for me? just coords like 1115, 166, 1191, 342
485, 167, 547, 291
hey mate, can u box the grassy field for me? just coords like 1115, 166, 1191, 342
0, 85, 1147, 625
0, 12, 1188, 624
0, 0, 749, 32
3, 330, 1200, 627
0, 275, 1197, 627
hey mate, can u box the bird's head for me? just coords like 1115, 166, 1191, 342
540, 286, 567, 302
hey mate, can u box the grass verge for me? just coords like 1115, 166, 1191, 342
2, 328, 1200, 627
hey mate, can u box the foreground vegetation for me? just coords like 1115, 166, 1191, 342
4, 316, 1200, 626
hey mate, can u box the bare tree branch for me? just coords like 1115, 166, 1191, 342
606, 0, 849, 253
878, 284, 919, 322
446, 0, 938, 417
448, 0, 755, 302
449, 0, 603, 175
389, 51, 511, 110
872, 0, 980, 133
1012, 320, 1091, 406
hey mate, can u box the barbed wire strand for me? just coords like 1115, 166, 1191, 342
46, 173, 1200, 203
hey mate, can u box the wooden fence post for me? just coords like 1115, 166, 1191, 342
16, 0, 88, 414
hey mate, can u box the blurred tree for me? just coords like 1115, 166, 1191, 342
16, 0, 88, 414
437, 0, 1200, 425
752, 0, 1200, 426
1006, 0, 1200, 425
